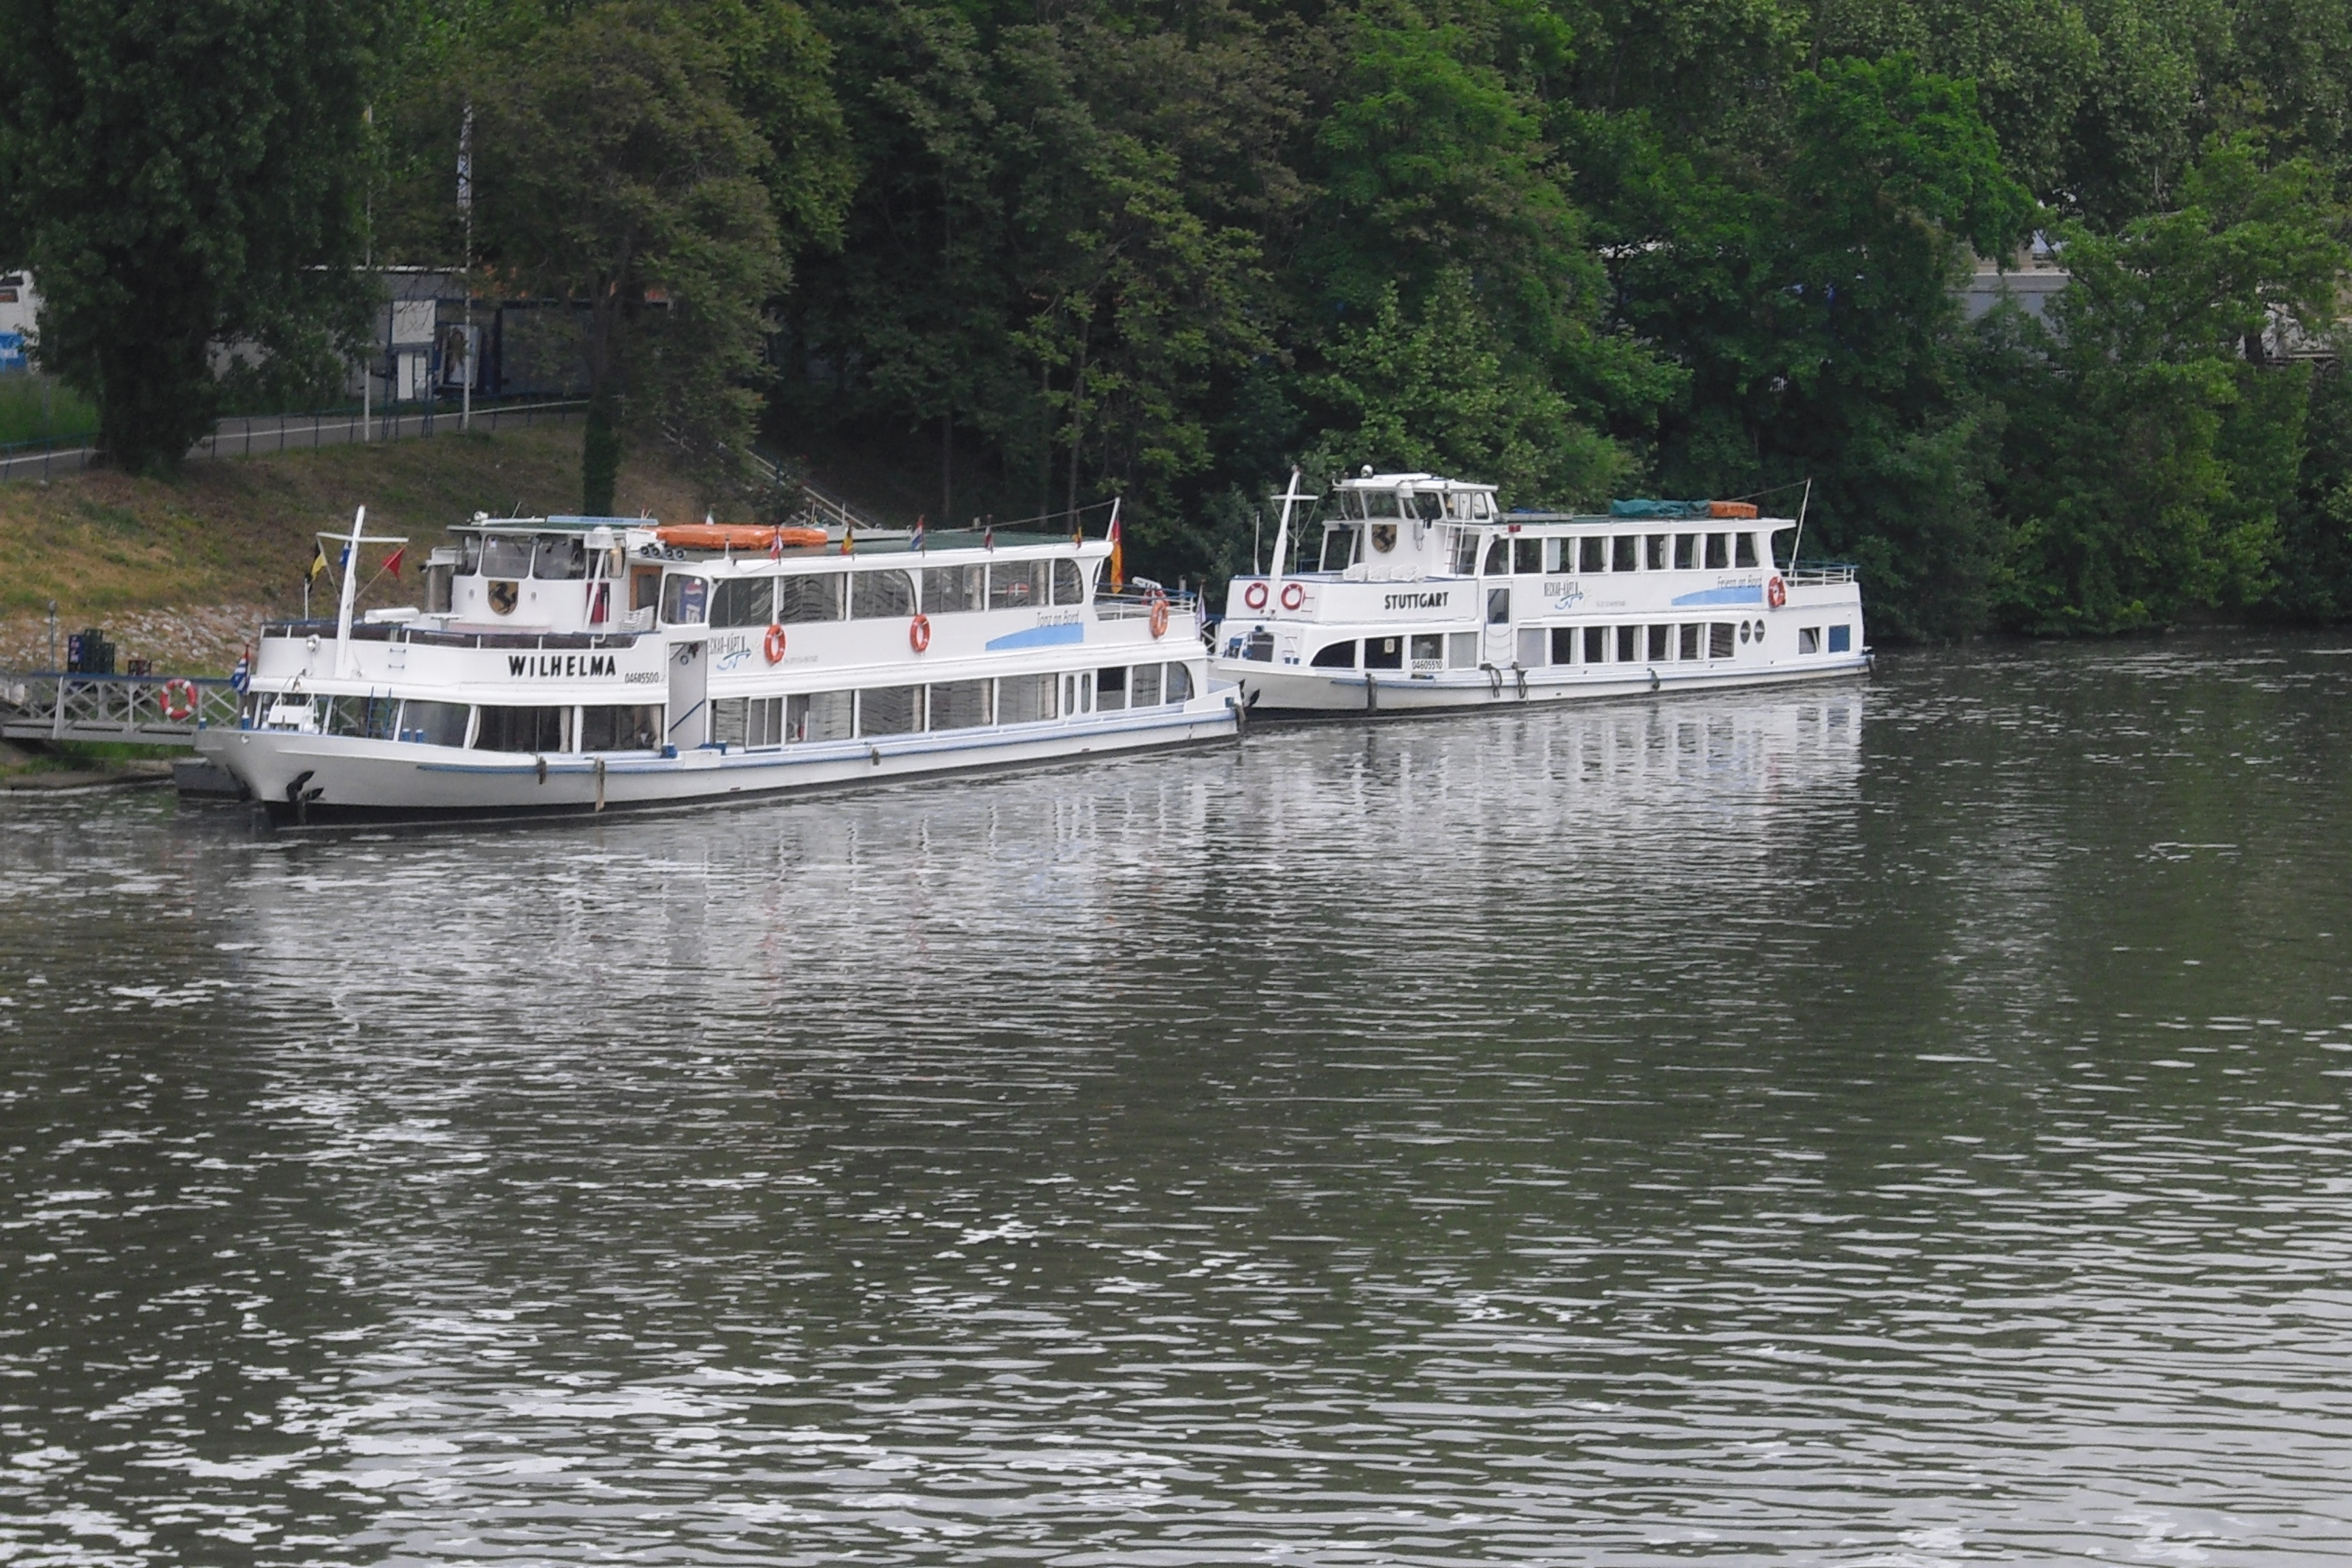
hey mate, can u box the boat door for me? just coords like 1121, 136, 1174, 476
667, 639, 708, 748
1483, 583, 1514, 665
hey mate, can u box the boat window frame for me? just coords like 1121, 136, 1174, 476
659, 572, 710, 627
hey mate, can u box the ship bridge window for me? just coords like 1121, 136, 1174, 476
1675, 533, 1697, 569
779, 570, 846, 622
711, 576, 774, 627
1706, 533, 1730, 569
399, 700, 471, 747
660, 573, 709, 625
1612, 535, 1638, 572
323, 695, 398, 740
852, 568, 917, 619
1411, 491, 1445, 522
532, 534, 586, 580
931, 679, 992, 729
1736, 532, 1760, 568
858, 685, 921, 735
1362, 489, 1405, 518
480, 534, 534, 578
1311, 640, 1357, 668
922, 564, 983, 612
1579, 536, 1605, 573
1484, 536, 1510, 574
989, 559, 1044, 609
458, 534, 483, 574
1319, 525, 1359, 572
582, 704, 663, 751
475, 704, 569, 753
1514, 538, 1542, 573
1449, 527, 1480, 574
1052, 558, 1085, 605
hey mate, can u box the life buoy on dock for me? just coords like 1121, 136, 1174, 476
763, 623, 787, 664
159, 678, 199, 721
1148, 593, 1170, 639
1243, 581, 1269, 610
1767, 575, 1787, 608
909, 613, 932, 653
1280, 582, 1305, 612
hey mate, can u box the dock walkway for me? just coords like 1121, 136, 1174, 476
0, 670, 240, 746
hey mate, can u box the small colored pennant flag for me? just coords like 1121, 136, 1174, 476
982, 521, 994, 552
229, 644, 251, 695
840, 521, 854, 556
382, 544, 405, 576
1107, 498, 1124, 594
910, 513, 926, 553
308, 541, 329, 581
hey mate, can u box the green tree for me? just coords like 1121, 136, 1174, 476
1301, 268, 1628, 503
1994, 134, 2348, 630
470, 1, 825, 513
0, 0, 387, 473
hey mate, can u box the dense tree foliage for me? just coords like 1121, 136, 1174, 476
11, 0, 2352, 631
0, 0, 389, 473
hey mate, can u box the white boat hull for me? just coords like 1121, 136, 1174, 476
197, 699, 1238, 826
1224, 654, 1871, 715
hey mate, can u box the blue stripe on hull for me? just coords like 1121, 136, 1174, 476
1669, 585, 1765, 606
984, 621, 1085, 651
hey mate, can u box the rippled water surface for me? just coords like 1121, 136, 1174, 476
7, 638, 2352, 1565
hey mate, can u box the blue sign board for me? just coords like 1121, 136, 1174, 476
0, 331, 24, 372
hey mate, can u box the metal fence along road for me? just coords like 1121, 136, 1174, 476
0, 399, 585, 483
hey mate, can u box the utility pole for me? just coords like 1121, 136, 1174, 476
361, 104, 374, 442
459, 100, 474, 431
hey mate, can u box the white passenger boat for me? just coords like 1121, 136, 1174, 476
1212, 471, 1868, 715
198, 509, 1236, 825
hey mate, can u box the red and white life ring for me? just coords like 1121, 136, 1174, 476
1766, 575, 1787, 608
1148, 593, 1170, 639
763, 622, 787, 664
1279, 581, 1305, 612
909, 613, 932, 653
159, 678, 199, 721
1243, 581, 1269, 610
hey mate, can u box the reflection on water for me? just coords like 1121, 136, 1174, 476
5, 640, 2352, 1563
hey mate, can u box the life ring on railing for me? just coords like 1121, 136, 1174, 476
159, 678, 199, 721
1243, 581, 1269, 611
1766, 574, 1787, 609
1279, 581, 1305, 612
1148, 594, 1170, 639
909, 613, 932, 653
762, 622, 787, 664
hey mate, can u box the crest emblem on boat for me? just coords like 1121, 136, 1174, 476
488, 579, 519, 615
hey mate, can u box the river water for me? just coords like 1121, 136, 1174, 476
4, 637, 2351, 1565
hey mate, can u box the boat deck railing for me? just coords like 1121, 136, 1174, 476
1787, 564, 1859, 585
1095, 589, 1200, 621
0, 670, 242, 745
260, 621, 647, 649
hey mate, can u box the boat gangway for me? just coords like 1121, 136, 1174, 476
0, 670, 240, 746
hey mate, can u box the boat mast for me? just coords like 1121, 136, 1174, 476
1265, 466, 1305, 609
334, 506, 366, 678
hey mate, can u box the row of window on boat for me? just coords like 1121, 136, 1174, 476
1263, 619, 1853, 669
660, 559, 1090, 627
263, 661, 1198, 751
1318, 525, 1769, 575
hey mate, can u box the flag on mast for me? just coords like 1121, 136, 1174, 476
910, 513, 926, 553
308, 541, 330, 581
383, 544, 405, 576
1107, 497, 1124, 593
